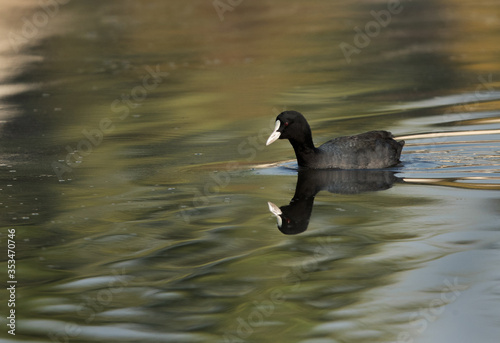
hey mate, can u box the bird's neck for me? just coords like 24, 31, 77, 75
289, 136, 317, 167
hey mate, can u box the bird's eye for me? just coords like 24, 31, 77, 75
284, 122, 289, 126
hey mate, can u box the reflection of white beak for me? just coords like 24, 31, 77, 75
266, 120, 281, 146
267, 201, 283, 228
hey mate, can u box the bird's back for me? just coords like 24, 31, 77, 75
314, 131, 404, 169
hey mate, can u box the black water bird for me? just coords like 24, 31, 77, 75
266, 111, 404, 169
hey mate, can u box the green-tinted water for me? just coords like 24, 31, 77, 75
1, 1, 500, 343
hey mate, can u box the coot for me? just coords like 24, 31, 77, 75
266, 111, 404, 169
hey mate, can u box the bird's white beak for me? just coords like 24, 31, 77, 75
267, 201, 283, 228
266, 120, 281, 146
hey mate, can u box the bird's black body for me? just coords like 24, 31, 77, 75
266, 111, 404, 169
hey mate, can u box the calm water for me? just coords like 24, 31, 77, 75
1, 1, 500, 343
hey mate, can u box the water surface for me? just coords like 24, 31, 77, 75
1, 1, 500, 343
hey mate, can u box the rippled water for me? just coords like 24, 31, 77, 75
1, 1, 500, 343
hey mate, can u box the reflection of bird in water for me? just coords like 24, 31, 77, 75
268, 169, 401, 235
266, 111, 404, 169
